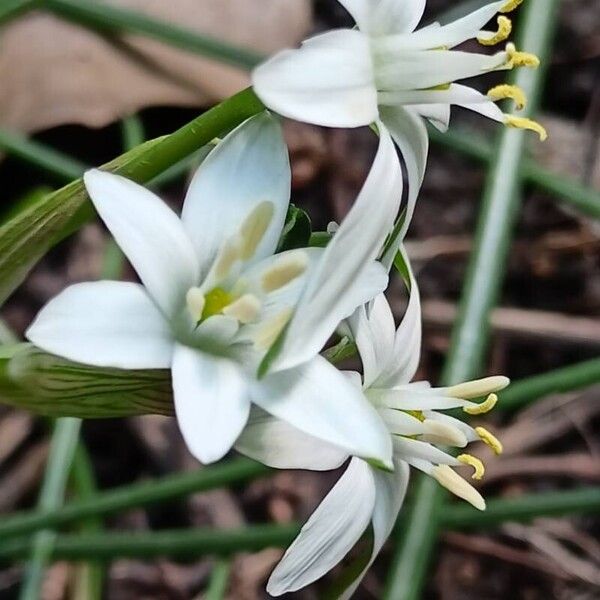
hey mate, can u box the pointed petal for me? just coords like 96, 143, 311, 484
380, 105, 429, 266
252, 29, 378, 128
252, 355, 392, 467
84, 170, 199, 317
26, 282, 173, 368
348, 293, 396, 388
340, 0, 425, 34
181, 113, 290, 272
235, 408, 348, 471
339, 459, 410, 600
172, 344, 251, 464
271, 124, 402, 371
267, 457, 376, 596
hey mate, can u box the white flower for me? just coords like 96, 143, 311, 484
26, 112, 398, 468
253, 0, 546, 265
243, 249, 508, 597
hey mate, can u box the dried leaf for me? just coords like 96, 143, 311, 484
0, 0, 311, 132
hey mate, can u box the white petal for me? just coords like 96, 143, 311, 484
272, 124, 401, 371
235, 408, 348, 471
84, 170, 199, 317
252, 355, 392, 468
348, 293, 396, 388
380, 105, 429, 266
393, 436, 460, 466
340, 0, 425, 35
252, 29, 378, 128
172, 344, 251, 464
413, 103, 451, 132
267, 457, 376, 596
339, 459, 410, 600
181, 113, 290, 272
26, 282, 173, 368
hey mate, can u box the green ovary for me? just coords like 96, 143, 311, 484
201, 287, 233, 321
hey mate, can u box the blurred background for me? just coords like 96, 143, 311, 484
0, 0, 599, 598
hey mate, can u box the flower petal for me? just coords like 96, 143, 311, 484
340, 0, 426, 35
26, 282, 173, 368
339, 459, 410, 600
252, 355, 392, 468
267, 457, 376, 596
235, 408, 348, 471
84, 170, 199, 318
271, 124, 402, 372
380, 105, 429, 266
252, 29, 378, 128
181, 113, 290, 273
171, 344, 251, 464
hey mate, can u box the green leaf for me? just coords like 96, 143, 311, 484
276, 204, 312, 252
0, 344, 173, 418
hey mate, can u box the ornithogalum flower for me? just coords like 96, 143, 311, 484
27, 112, 400, 468
253, 0, 546, 264
245, 250, 508, 597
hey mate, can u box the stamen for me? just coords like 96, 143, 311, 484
431, 465, 486, 510
223, 294, 261, 324
488, 84, 527, 110
500, 0, 524, 13
186, 287, 205, 321
504, 115, 548, 140
476, 427, 503, 455
238, 201, 275, 260
506, 43, 540, 68
463, 393, 498, 416
478, 16, 512, 46
253, 308, 293, 350
422, 420, 468, 447
458, 454, 485, 480
201, 287, 233, 321
214, 238, 241, 280
446, 376, 510, 399
261, 252, 308, 293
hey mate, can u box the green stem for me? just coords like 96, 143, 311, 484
0, 129, 86, 182
43, 0, 263, 69
501, 358, 600, 412
429, 128, 600, 220
70, 446, 104, 600
0, 524, 299, 561
205, 559, 231, 600
19, 417, 82, 600
443, 487, 600, 529
384, 3, 561, 599
0, 458, 269, 539
0, 0, 38, 25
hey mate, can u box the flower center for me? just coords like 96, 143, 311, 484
201, 287, 233, 320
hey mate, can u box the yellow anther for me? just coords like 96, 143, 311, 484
214, 238, 241, 280
446, 376, 510, 399
506, 43, 540, 68
431, 465, 486, 510
261, 252, 308, 293
476, 427, 503, 455
488, 84, 527, 110
253, 308, 293, 350
500, 0, 524, 13
478, 16, 512, 46
201, 287, 233, 320
458, 454, 485, 480
238, 201, 275, 260
223, 294, 261, 324
186, 287, 205, 321
464, 393, 498, 416
504, 115, 548, 140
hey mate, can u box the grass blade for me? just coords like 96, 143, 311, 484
384, 3, 561, 599
44, 0, 263, 69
